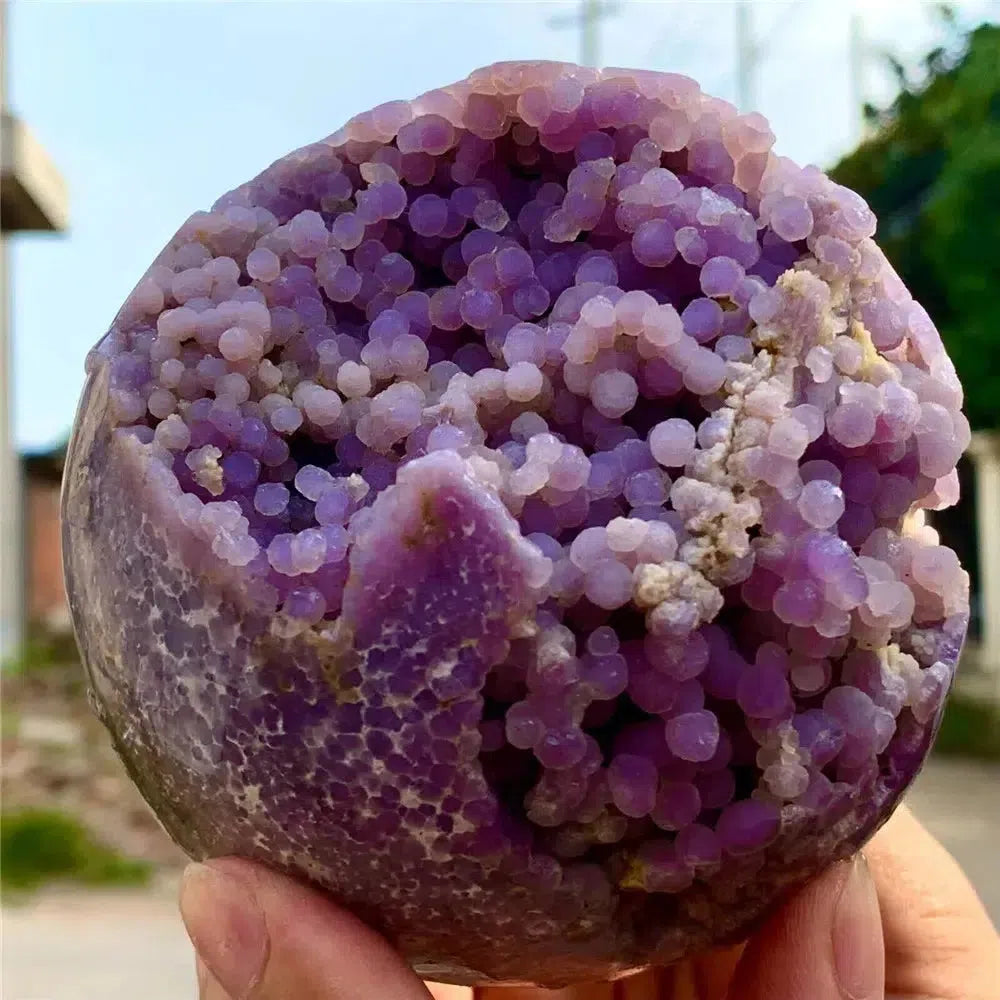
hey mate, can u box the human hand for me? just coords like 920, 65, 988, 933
178, 803, 999, 1000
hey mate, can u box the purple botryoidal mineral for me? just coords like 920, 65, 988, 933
62, 62, 970, 987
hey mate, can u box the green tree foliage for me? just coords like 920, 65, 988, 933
831, 17, 1000, 430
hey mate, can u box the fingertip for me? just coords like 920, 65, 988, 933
727, 858, 884, 1000
197, 955, 234, 1000
863, 805, 1000, 999
424, 983, 472, 999
196, 856, 433, 999
179, 861, 268, 999
831, 855, 884, 1000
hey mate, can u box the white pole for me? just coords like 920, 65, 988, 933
848, 10, 869, 143
0, 242, 21, 666
735, 2, 758, 112
549, 0, 619, 70
0, 0, 24, 664
968, 433, 1000, 699
581, 0, 598, 68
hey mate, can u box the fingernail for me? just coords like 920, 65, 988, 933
180, 862, 268, 1000
832, 855, 884, 1000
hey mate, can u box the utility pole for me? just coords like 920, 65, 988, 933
735, 2, 761, 112
549, 0, 621, 69
0, 0, 69, 663
0, 0, 17, 665
848, 10, 873, 143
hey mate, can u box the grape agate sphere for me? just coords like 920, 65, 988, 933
62, 62, 969, 987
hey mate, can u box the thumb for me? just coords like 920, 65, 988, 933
864, 804, 999, 1000
727, 855, 884, 1000
179, 858, 433, 1000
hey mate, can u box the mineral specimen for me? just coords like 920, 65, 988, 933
62, 61, 969, 987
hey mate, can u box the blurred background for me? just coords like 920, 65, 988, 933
1, 1, 997, 997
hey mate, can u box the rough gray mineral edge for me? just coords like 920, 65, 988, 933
62, 61, 970, 987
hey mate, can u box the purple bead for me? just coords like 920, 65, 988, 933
699, 256, 744, 298
681, 297, 724, 343
459, 288, 503, 329
772, 581, 823, 627
823, 686, 876, 736
792, 709, 845, 768
632, 219, 677, 267
651, 781, 702, 831
737, 664, 791, 719
222, 451, 261, 490
238, 417, 270, 455
254, 482, 290, 517
675, 823, 721, 868
284, 586, 327, 623
664, 710, 719, 763
535, 727, 589, 770
608, 753, 659, 818
315, 487, 352, 526
716, 800, 781, 855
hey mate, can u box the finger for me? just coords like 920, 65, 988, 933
425, 985, 473, 1000
864, 803, 999, 1000
197, 955, 232, 1000
444, 967, 666, 999
179, 858, 433, 1000
726, 855, 884, 1000
681, 945, 744, 1000
614, 967, 668, 999
468, 959, 730, 1000
432, 939, 741, 999
475, 979, 616, 998
620, 954, 740, 1000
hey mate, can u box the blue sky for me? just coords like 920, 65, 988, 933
9, 0, 996, 450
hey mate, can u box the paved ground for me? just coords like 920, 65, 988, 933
2, 756, 997, 1000
2, 876, 195, 1000
903, 756, 999, 920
